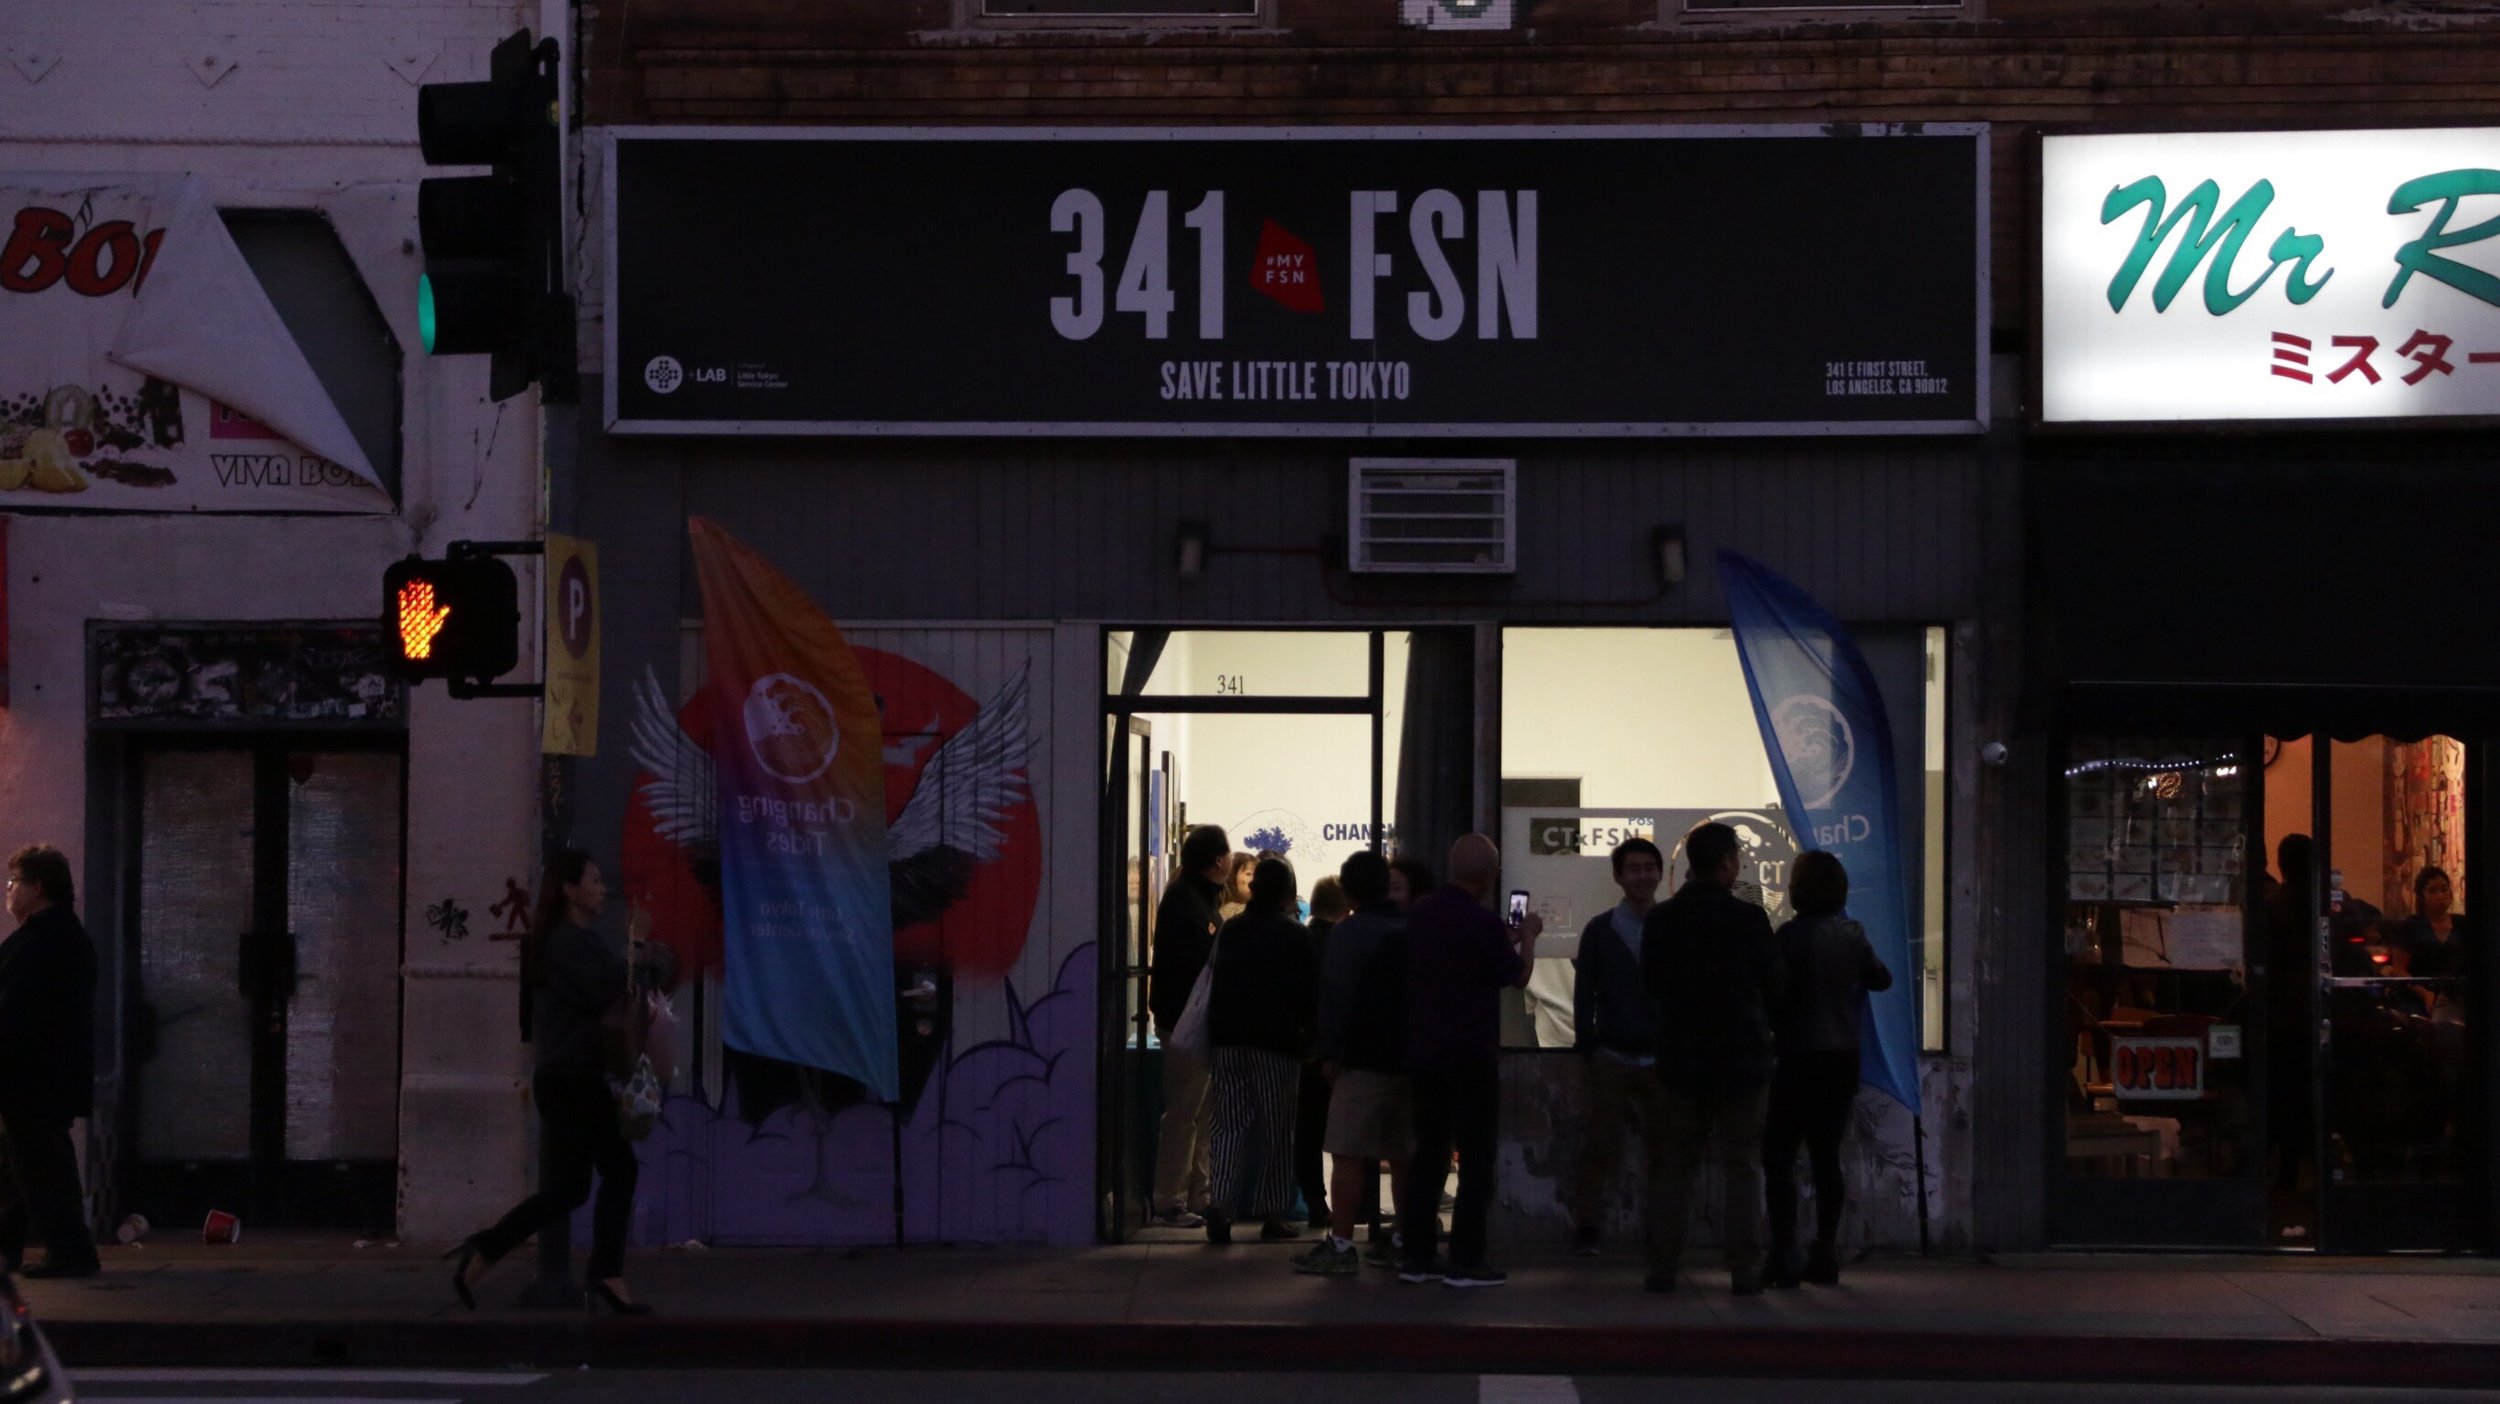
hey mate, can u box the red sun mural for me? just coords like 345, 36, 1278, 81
620, 646, 1042, 987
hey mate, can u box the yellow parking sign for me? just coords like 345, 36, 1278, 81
543, 533, 599, 755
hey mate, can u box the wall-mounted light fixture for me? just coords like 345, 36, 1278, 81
1176, 520, 1210, 581
1652, 525, 1687, 587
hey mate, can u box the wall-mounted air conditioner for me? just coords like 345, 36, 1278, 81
1346, 458, 1516, 575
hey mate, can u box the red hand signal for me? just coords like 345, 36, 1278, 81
397, 579, 452, 660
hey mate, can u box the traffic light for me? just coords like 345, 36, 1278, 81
384, 553, 522, 686
415, 29, 575, 403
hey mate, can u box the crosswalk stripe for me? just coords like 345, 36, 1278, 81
77, 1370, 543, 1386
1481, 1376, 1579, 1404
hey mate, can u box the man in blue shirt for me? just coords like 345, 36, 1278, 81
1570, 836, 1666, 1255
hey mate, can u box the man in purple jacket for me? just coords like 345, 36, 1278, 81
1397, 834, 1540, 1288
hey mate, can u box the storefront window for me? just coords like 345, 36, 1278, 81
1502, 626, 1946, 1052
2060, 737, 2253, 1181
1108, 627, 1409, 917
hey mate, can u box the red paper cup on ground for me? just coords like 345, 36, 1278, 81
202, 1210, 241, 1245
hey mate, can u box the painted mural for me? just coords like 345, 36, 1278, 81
610, 594, 1080, 1245
1495, 1055, 1966, 1254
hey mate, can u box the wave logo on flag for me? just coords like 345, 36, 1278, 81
693, 517, 898, 1102
1720, 549, 1920, 1113
1400, 0, 1514, 28
1769, 694, 1856, 808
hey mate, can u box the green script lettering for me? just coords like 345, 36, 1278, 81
2385, 168, 2500, 309
2101, 176, 2331, 315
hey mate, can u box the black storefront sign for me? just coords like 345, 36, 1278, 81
605, 125, 1988, 437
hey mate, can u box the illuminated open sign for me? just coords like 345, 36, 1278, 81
2110, 1035, 2204, 1100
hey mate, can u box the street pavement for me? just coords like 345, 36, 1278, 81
59, 1369, 2500, 1404
23, 1234, 2500, 1388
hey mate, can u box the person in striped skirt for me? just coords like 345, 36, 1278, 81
1204, 855, 1321, 1244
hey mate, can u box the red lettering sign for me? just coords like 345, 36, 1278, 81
1, 206, 165, 296
2110, 1035, 2204, 1100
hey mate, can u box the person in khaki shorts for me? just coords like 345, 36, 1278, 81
1291, 851, 1409, 1277
1149, 824, 1231, 1227
1570, 836, 1668, 1255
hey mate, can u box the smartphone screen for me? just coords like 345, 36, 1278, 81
1507, 889, 1529, 927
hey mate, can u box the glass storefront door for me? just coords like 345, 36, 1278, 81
2052, 731, 2481, 1251
126, 739, 405, 1231
2314, 736, 2474, 1251
2053, 737, 2266, 1246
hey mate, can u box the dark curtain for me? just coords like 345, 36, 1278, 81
1394, 627, 1477, 878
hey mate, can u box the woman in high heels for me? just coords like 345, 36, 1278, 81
447, 848, 675, 1315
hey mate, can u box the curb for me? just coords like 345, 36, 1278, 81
43, 1319, 2500, 1389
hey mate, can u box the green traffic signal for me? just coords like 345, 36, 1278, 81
418, 272, 439, 355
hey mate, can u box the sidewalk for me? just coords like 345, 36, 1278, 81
20, 1233, 2500, 1387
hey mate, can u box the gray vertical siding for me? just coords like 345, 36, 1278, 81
580, 402, 1987, 629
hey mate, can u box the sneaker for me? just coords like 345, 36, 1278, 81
1365, 1233, 1399, 1269
1643, 1270, 1677, 1295
1259, 1218, 1301, 1242
1204, 1209, 1232, 1245
1443, 1262, 1509, 1289
1290, 1240, 1360, 1278
1398, 1258, 1449, 1284
1571, 1225, 1602, 1257
1154, 1209, 1205, 1229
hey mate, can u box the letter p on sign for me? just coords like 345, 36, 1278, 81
557, 554, 595, 660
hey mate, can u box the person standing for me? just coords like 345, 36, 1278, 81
1388, 858, 1436, 913
449, 848, 675, 1314
1569, 836, 1666, 1256
0, 845, 100, 1279
1204, 856, 1320, 1244
1641, 821, 1786, 1296
1762, 850, 1891, 1288
1292, 852, 1408, 1277
1294, 876, 1351, 1231
1219, 851, 1258, 922
1147, 824, 1230, 1228
1399, 834, 1540, 1288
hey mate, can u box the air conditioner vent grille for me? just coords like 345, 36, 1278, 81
1347, 458, 1516, 575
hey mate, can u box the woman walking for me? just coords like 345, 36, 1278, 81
1762, 850, 1891, 1288
1204, 855, 1321, 1244
448, 848, 676, 1314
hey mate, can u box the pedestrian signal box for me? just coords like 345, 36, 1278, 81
384, 554, 521, 686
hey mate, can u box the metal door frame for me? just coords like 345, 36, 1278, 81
1095, 628, 1391, 1242
118, 732, 407, 1232
2312, 737, 2484, 1252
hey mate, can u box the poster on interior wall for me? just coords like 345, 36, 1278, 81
0, 175, 385, 509
2389, 736, 2466, 916
2041, 129, 2500, 425
606, 125, 1988, 436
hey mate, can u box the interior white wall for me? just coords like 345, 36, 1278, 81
1501, 628, 1779, 809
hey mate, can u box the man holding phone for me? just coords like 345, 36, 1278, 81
1398, 834, 1539, 1289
